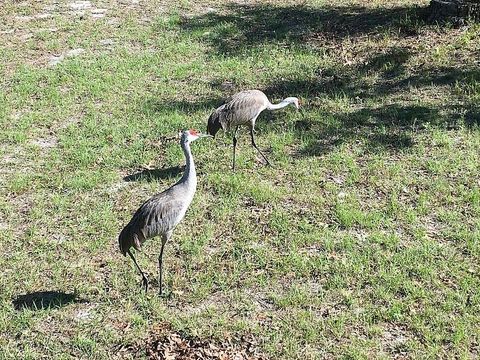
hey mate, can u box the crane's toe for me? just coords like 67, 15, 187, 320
158, 288, 172, 298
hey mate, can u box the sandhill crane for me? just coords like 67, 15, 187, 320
118, 129, 211, 295
207, 90, 300, 170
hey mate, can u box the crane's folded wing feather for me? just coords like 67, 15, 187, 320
118, 191, 184, 255
217, 90, 268, 130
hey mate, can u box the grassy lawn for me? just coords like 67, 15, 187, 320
1, 0, 479, 358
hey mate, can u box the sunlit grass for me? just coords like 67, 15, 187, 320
0, 0, 479, 359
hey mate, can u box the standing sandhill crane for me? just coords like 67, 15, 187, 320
207, 90, 300, 170
118, 129, 211, 295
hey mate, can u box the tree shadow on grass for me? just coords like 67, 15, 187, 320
123, 165, 185, 182
12, 291, 86, 311
296, 104, 439, 156
465, 107, 480, 127
143, 98, 221, 115
264, 63, 480, 154
256, 45, 480, 104
179, 3, 426, 55
124, 166, 185, 182
389, 66, 480, 95
170, 2, 479, 155
257, 45, 415, 103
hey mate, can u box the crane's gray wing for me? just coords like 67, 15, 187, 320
217, 90, 268, 130
118, 191, 184, 255
133, 192, 184, 240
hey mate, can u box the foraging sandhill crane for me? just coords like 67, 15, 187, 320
207, 90, 300, 170
118, 129, 211, 295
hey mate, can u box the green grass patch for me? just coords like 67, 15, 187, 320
1, 0, 479, 359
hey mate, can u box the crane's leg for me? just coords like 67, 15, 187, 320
249, 127, 271, 166
127, 249, 148, 292
232, 126, 239, 171
158, 233, 169, 296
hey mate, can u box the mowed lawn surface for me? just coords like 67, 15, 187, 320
1, 0, 479, 358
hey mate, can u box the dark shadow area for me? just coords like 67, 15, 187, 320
143, 98, 221, 115
179, 3, 425, 55
361, 47, 412, 78
124, 165, 185, 182
391, 66, 480, 92
296, 104, 438, 156
426, 0, 480, 24
465, 107, 480, 127
260, 46, 414, 102
154, 63, 478, 154
12, 291, 85, 311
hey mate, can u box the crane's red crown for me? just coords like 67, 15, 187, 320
189, 129, 199, 136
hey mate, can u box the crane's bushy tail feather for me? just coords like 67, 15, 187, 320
207, 110, 225, 137
118, 223, 142, 256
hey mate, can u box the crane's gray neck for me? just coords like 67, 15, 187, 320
267, 99, 294, 111
179, 141, 196, 188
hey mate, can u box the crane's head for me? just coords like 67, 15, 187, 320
181, 129, 212, 144
284, 97, 300, 110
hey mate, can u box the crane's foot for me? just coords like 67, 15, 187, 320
158, 287, 172, 298
255, 155, 271, 167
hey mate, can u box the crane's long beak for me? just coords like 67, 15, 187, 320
199, 134, 213, 139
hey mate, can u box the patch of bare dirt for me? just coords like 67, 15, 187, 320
0, 146, 27, 171
379, 322, 417, 358
180, 292, 230, 316
48, 48, 85, 66
119, 324, 267, 359
30, 135, 58, 149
